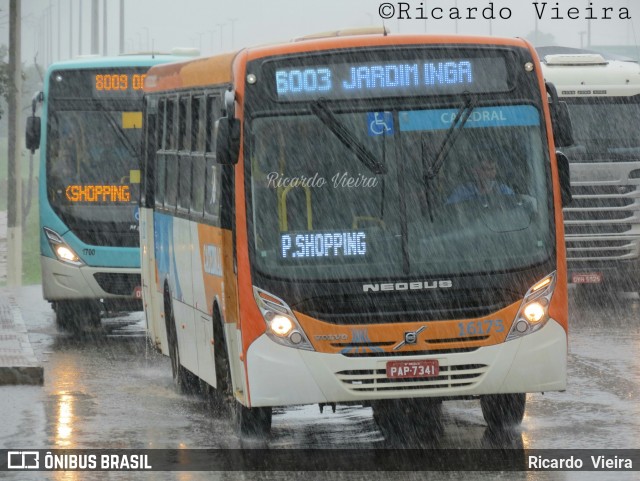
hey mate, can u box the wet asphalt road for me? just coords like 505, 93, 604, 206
1, 285, 639, 481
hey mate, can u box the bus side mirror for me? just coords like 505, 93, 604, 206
26, 116, 41, 153
551, 101, 574, 148
556, 151, 572, 207
215, 117, 240, 165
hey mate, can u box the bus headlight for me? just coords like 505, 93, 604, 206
253, 286, 314, 351
506, 272, 556, 341
44, 227, 84, 267
268, 314, 294, 336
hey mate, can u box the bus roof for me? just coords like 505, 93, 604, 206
144, 33, 535, 93
46, 53, 193, 73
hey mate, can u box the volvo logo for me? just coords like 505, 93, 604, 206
393, 326, 426, 351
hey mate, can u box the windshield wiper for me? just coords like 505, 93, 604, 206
426, 94, 477, 180
421, 95, 477, 222
94, 102, 139, 159
310, 100, 387, 175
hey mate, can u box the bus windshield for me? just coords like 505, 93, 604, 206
249, 103, 553, 281
47, 110, 141, 204
562, 97, 640, 160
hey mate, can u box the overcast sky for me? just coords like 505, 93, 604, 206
2, 0, 640, 65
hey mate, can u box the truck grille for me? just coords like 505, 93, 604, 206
563, 182, 640, 261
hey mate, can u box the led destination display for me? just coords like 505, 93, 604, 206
274, 56, 509, 100
49, 68, 149, 99
280, 231, 367, 260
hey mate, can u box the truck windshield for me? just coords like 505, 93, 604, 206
562, 97, 640, 160
248, 104, 553, 281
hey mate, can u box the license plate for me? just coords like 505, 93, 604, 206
386, 360, 439, 379
133, 286, 142, 299
571, 273, 603, 284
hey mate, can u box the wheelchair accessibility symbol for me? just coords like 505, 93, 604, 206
367, 112, 394, 136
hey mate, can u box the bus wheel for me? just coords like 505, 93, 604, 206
55, 300, 100, 331
372, 399, 443, 442
165, 297, 199, 394
480, 393, 526, 429
211, 309, 232, 409
234, 403, 272, 437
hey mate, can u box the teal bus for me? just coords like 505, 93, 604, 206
26, 53, 193, 328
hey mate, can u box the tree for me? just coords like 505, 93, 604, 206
0, 45, 9, 120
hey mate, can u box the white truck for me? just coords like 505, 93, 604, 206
539, 47, 640, 294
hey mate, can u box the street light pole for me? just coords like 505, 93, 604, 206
119, 0, 125, 54
103, 0, 108, 55
228, 18, 237, 49
217, 23, 225, 51
7, 0, 23, 286
91, 0, 99, 55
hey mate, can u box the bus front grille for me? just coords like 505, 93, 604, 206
94, 273, 141, 295
335, 363, 487, 393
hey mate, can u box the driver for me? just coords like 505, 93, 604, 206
446, 148, 514, 204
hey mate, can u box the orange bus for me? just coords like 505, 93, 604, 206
140, 29, 572, 437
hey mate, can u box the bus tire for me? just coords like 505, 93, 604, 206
211, 307, 232, 409
234, 403, 272, 437
164, 291, 199, 394
480, 393, 526, 429
55, 300, 101, 331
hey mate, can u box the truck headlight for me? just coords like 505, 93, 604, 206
506, 272, 556, 341
253, 286, 314, 351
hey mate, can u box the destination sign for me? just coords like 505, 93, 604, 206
273, 56, 509, 100
280, 231, 367, 260
94, 73, 147, 95
49, 68, 150, 100
65, 185, 131, 203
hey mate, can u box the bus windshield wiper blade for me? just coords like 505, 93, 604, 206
421, 95, 476, 222
94, 101, 138, 158
425, 95, 477, 180
310, 100, 387, 175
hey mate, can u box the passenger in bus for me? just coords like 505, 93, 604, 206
445, 149, 514, 204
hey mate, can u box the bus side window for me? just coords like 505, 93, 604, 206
178, 97, 188, 152
164, 98, 176, 150
205, 94, 221, 153
155, 99, 167, 208
191, 96, 206, 216
142, 99, 158, 208
165, 98, 178, 209
178, 96, 191, 211
205, 93, 223, 222
192, 96, 206, 152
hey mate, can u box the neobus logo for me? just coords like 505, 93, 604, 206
363, 280, 453, 292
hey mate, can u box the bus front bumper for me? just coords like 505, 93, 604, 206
245, 319, 567, 407
41, 255, 142, 302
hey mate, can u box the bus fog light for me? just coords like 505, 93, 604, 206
516, 320, 529, 333
290, 332, 303, 344
523, 302, 545, 323
269, 315, 294, 337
